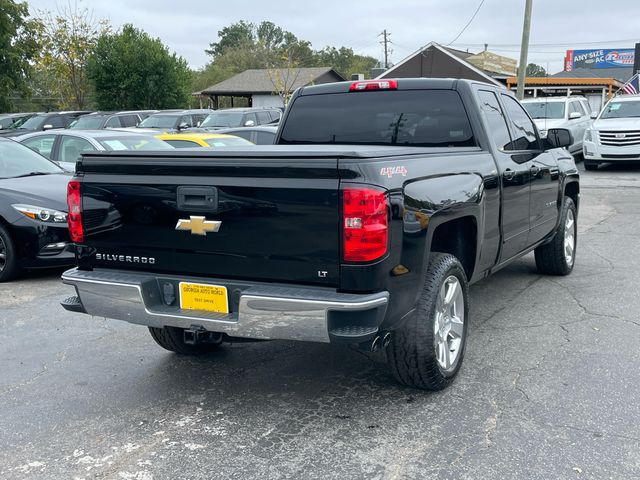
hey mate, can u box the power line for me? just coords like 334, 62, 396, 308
447, 0, 486, 45
452, 38, 640, 48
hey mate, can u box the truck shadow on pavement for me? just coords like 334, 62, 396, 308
128, 256, 542, 403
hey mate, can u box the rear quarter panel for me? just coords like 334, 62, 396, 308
339, 150, 500, 329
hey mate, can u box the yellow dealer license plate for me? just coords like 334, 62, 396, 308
179, 282, 229, 313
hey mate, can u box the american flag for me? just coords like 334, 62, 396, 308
622, 74, 640, 95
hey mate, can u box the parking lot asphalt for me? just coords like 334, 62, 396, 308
1, 163, 640, 480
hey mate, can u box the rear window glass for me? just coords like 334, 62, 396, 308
279, 90, 476, 147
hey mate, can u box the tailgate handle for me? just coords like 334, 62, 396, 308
177, 186, 218, 212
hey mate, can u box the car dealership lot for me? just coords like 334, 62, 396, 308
1, 164, 639, 480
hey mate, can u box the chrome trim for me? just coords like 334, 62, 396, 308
62, 268, 389, 343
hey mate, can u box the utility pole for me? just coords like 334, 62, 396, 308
516, 0, 533, 100
379, 30, 390, 69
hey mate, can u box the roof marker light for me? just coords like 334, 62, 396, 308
349, 80, 398, 92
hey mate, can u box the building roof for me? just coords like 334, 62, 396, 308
201, 67, 345, 95
506, 76, 624, 88
442, 46, 474, 61
376, 42, 505, 87
466, 50, 517, 77
551, 67, 634, 83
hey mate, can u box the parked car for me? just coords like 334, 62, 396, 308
213, 126, 278, 145
17, 130, 173, 171
0, 138, 74, 282
582, 94, 640, 170
61, 78, 579, 391
0, 113, 39, 130
194, 107, 281, 131
155, 132, 255, 148
0, 112, 90, 137
69, 111, 153, 129
132, 109, 212, 133
521, 96, 591, 155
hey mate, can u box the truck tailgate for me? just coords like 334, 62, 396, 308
77, 153, 341, 286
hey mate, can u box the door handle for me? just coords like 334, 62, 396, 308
503, 168, 515, 180
530, 165, 541, 177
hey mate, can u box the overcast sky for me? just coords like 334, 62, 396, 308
26, 0, 640, 74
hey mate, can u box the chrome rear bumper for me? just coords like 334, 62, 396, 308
61, 268, 389, 343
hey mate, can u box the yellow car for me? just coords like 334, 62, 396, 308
155, 133, 255, 148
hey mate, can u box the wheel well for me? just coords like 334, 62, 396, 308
564, 181, 579, 209
430, 216, 477, 281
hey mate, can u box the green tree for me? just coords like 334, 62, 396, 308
194, 20, 377, 96
87, 24, 191, 110
205, 20, 254, 58
314, 47, 378, 78
36, 4, 110, 109
0, 0, 41, 112
526, 63, 547, 77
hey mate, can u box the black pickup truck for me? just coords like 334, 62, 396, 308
61, 79, 579, 390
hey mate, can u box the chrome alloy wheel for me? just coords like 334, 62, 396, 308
564, 208, 576, 266
0, 235, 6, 272
433, 275, 465, 372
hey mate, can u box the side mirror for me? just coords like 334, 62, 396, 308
546, 128, 574, 149
590, 111, 599, 120
568, 111, 582, 120
42, 124, 54, 130
178, 122, 188, 130
244, 120, 255, 127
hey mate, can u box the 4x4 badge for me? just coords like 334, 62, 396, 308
175, 216, 221, 236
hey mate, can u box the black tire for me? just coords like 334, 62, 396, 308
387, 253, 469, 391
534, 197, 577, 276
0, 224, 20, 283
584, 161, 598, 171
148, 326, 222, 355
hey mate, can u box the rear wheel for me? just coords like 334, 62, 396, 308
534, 197, 577, 276
387, 253, 469, 390
584, 161, 598, 171
148, 326, 222, 355
0, 224, 20, 283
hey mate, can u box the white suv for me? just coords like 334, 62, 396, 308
522, 96, 592, 155
583, 95, 640, 170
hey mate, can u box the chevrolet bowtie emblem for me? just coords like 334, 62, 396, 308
175, 216, 221, 236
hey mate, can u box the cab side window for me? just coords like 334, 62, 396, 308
48, 116, 67, 128
105, 116, 122, 128
243, 113, 257, 126
570, 101, 586, 116
59, 136, 97, 164
120, 115, 140, 127
501, 94, 540, 151
22, 135, 56, 159
256, 112, 271, 125
478, 90, 512, 151
193, 114, 207, 126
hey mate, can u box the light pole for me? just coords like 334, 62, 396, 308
516, 0, 533, 100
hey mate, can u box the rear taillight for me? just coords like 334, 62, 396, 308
342, 187, 388, 262
67, 180, 83, 243
349, 80, 397, 92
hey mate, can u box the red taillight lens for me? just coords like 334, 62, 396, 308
342, 187, 388, 262
349, 80, 397, 92
67, 180, 83, 243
